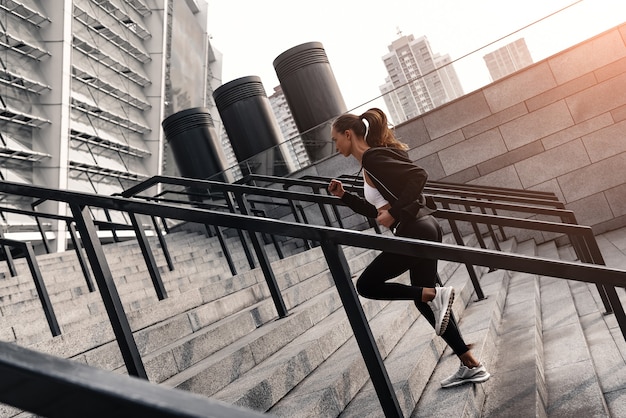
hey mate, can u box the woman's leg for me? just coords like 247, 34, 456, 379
356, 215, 442, 301
356, 250, 424, 301
401, 217, 471, 356
378, 217, 489, 386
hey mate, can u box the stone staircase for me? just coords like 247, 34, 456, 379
1, 224, 625, 417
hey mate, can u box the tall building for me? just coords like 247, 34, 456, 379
0, 0, 223, 250
162, 0, 227, 179
268, 85, 309, 172
218, 124, 242, 180
379, 34, 463, 124
483, 38, 533, 81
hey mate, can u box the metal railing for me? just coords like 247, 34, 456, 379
0, 203, 175, 303
121, 174, 626, 325
0, 237, 60, 336
0, 205, 94, 292
2, 178, 626, 418
0, 340, 267, 418
233, 174, 606, 302
293, 173, 616, 313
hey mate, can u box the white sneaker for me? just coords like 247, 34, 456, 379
427, 286, 454, 335
441, 363, 491, 388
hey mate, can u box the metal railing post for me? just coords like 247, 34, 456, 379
206, 224, 237, 276
331, 204, 345, 228
69, 203, 148, 380
129, 213, 167, 300
311, 185, 333, 227
23, 242, 61, 337
288, 199, 311, 250
582, 229, 626, 338
297, 204, 318, 248
0, 241, 17, 277
234, 193, 288, 318
565, 229, 613, 313
67, 221, 95, 292
465, 204, 489, 250
320, 239, 403, 418
479, 206, 501, 252
250, 208, 285, 260
33, 214, 50, 254
150, 215, 174, 272
225, 193, 256, 269
103, 208, 120, 243
442, 203, 485, 300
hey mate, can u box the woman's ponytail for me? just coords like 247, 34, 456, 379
360, 108, 407, 150
333, 108, 407, 150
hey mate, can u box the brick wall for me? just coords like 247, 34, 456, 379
393, 23, 626, 234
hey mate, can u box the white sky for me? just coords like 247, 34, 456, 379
207, 0, 626, 112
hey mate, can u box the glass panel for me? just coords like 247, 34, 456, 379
3, 211, 37, 227
94, 154, 129, 172
208, 119, 331, 183
94, 181, 123, 196
2, 133, 31, 152
69, 148, 96, 165
2, 167, 29, 183
68, 178, 97, 193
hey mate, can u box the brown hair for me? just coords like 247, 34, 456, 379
332, 108, 407, 150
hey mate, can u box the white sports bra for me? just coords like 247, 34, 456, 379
363, 173, 390, 209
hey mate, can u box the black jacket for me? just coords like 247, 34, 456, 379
340, 147, 429, 224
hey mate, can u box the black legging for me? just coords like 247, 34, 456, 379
355, 215, 469, 356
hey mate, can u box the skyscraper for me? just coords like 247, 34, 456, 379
0, 0, 222, 250
483, 38, 533, 81
379, 33, 463, 124
268, 85, 309, 172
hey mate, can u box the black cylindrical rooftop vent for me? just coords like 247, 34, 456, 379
213, 76, 288, 176
161, 107, 226, 189
274, 42, 347, 162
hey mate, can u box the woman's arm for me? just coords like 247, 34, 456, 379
341, 191, 379, 218
328, 179, 378, 218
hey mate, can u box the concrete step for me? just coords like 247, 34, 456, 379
4, 230, 472, 416
481, 239, 547, 417
25, 241, 364, 367
337, 239, 510, 417
405, 268, 508, 418
0, 230, 299, 344
2, 222, 626, 418
162, 277, 371, 399
537, 241, 611, 417
134, 249, 378, 385
0, 229, 284, 324
214, 242, 476, 416
0, 229, 450, 339
559, 235, 626, 417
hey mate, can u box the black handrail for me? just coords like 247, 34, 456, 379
0, 237, 61, 336
302, 172, 615, 314
327, 174, 563, 203
145, 173, 623, 319
119, 175, 575, 303
0, 205, 94, 291
0, 229, 17, 276
0, 203, 172, 300
122, 176, 615, 299
237, 174, 581, 281
3, 179, 626, 418
136, 191, 252, 275
0, 340, 268, 418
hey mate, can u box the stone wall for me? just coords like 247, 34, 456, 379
392, 23, 626, 235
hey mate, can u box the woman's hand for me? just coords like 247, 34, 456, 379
328, 179, 345, 198
376, 209, 395, 228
